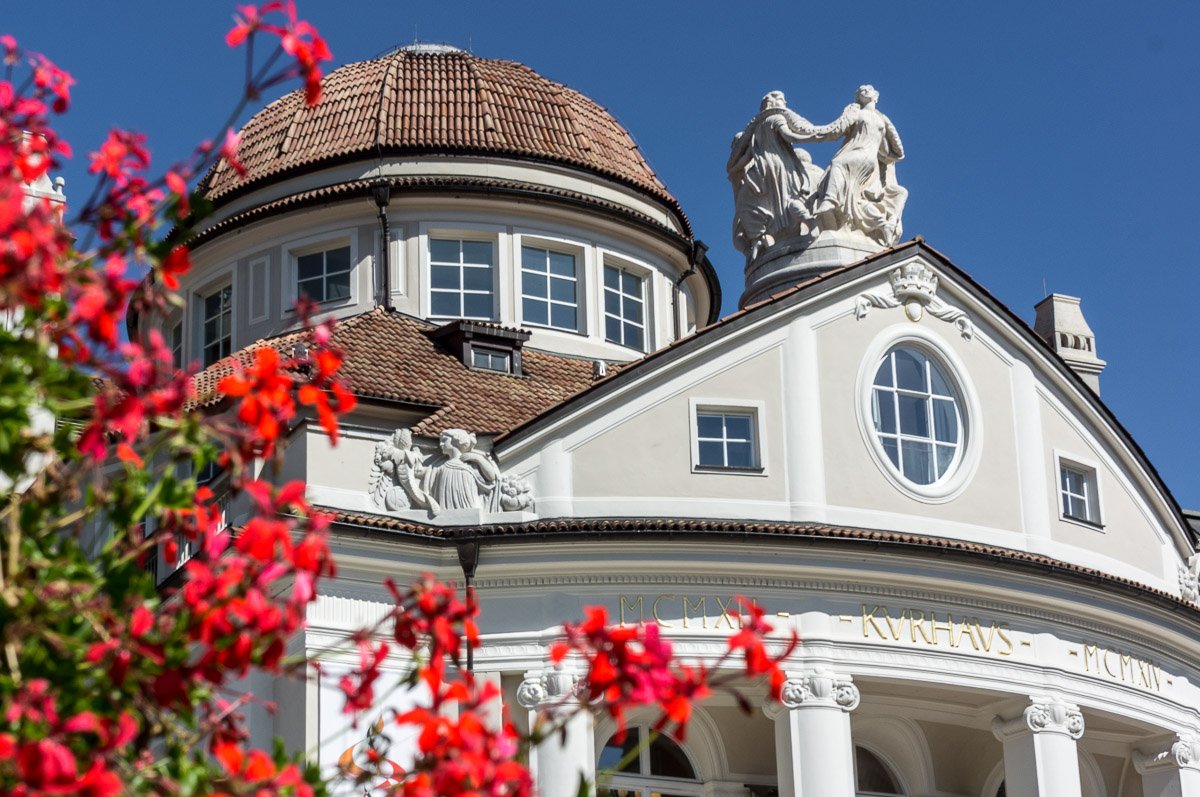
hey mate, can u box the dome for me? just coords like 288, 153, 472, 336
202, 45, 682, 220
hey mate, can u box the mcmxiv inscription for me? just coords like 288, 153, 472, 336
617, 594, 752, 628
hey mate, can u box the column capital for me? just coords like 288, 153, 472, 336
516, 668, 581, 710
992, 696, 1084, 742
1134, 732, 1200, 775
764, 669, 859, 719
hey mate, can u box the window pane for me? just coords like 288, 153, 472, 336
462, 265, 493, 292
894, 349, 926, 392
297, 277, 325, 302
431, 265, 460, 289
855, 747, 901, 794
604, 290, 621, 316
461, 240, 493, 265
726, 441, 754, 468
431, 292, 459, 317
936, 444, 956, 476
550, 304, 576, 330
598, 730, 641, 774
901, 439, 934, 484
724, 415, 753, 441
603, 265, 620, 290
1064, 467, 1086, 494
624, 323, 644, 350
429, 238, 459, 263
523, 271, 548, 299
523, 298, 548, 326
929, 360, 953, 397
621, 270, 641, 296
205, 292, 222, 315
873, 360, 894, 387
696, 414, 723, 439
326, 271, 351, 300
325, 245, 350, 272
462, 293, 493, 319
932, 398, 957, 443
605, 316, 622, 343
881, 437, 900, 468
648, 735, 695, 779
548, 251, 575, 277
550, 276, 576, 303
622, 296, 643, 324
897, 394, 929, 437
521, 246, 546, 272
297, 252, 324, 280
698, 441, 725, 467
873, 390, 897, 435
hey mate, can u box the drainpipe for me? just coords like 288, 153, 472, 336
456, 539, 480, 672
672, 239, 707, 340
371, 181, 392, 309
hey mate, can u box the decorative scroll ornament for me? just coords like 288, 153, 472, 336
855, 262, 975, 340
368, 428, 534, 516
1133, 733, 1200, 774
1179, 554, 1200, 602
992, 697, 1084, 741
770, 670, 860, 715
517, 670, 580, 710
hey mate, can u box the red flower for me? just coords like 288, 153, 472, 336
220, 128, 247, 178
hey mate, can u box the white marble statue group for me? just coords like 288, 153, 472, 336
368, 428, 533, 516
728, 85, 907, 264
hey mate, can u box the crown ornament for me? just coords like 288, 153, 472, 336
889, 263, 938, 321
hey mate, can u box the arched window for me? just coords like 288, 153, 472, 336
856, 746, 905, 796
598, 726, 702, 797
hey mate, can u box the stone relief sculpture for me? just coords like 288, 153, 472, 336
855, 261, 975, 340
727, 91, 825, 263
728, 85, 907, 266
1180, 554, 1200, 602
368, 428, 533, 517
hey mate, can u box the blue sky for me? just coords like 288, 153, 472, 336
6, 1, 1199, 509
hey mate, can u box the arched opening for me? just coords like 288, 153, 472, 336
856, 746, 906, 796
598, 726, 703, 797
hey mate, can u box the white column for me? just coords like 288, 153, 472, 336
764, 670, 859, 797
991, 696, 1085, 797
1135, 733, 1200, 797
518, 670, 595, 797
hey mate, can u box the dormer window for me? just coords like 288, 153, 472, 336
428, 319, 529, 376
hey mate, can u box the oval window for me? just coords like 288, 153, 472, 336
870, 345, 964, 486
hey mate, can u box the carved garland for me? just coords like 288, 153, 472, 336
855, 263, 974, 340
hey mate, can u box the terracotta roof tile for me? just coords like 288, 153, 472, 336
201, 48, 681, 225
189, 308, 602, 436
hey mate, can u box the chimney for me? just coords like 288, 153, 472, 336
1034, 294, 1106, 393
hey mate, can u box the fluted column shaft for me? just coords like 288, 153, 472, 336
765, 670, 859, 797
1135, 733, 1200, 797
518, 670, 594, 797
992, 697, 1085, 797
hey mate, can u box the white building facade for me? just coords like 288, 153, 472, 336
142, 45, 1200, 797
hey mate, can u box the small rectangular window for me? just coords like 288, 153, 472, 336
469, 346, 511, 373
202, 285, 232, 367
1059, 461, 1101, 525
170, 321, 183, 369
521, 245, 579, 331
696, 410, 759, 469
430, 237, 495, 320
603, 264, 645, 350
296, 244, 351, 303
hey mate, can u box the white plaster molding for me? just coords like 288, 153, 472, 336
992, 696, 1084, 741
765, 670, 859, 719
517, 669, 581, 711
855, 262, 974, 340
1133, 732, 1200, 774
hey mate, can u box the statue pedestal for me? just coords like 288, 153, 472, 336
740, 230, 882, 308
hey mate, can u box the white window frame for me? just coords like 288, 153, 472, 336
168, 316, 184, 369
601, 255, 652, 352
1055, 450, 1104, 529
194, 273, 234, 368
597, 726, 703, 797
855, 325, 984, 504
514, 232, 586, 334
420, 223, 505, 322
283, 229, 358, 310
688, 398, 768, 475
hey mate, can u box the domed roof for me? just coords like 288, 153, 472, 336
202, 45, 680, 215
